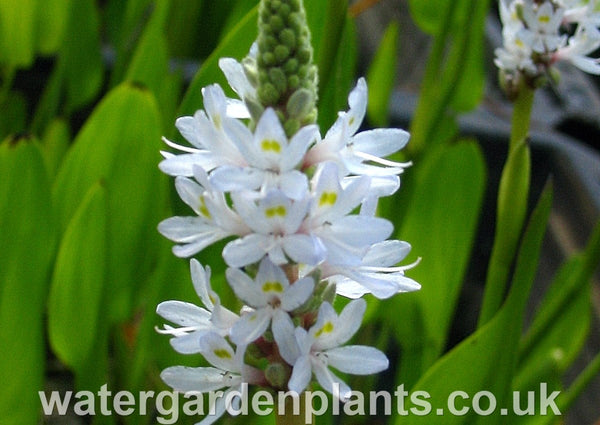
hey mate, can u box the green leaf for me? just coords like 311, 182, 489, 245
35, 0, 73, 54
516, 256, 591, 387
0, 0, 38, 67
408, 0, 490, 154
0, 137, 55, 425
39, 118, 70, 179
177, 5, 257, 119
48, 182, 107, 370
366, 21, 399, 127
60, 0, 103, 112
317, 15, 358, 132
388, 141, 486, 385
399, 183, 553, 425
53, 83, 165, 321
0, 91, 27, 139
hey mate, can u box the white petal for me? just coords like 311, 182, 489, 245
272, 310, 300, 364
281, 124, 319, 170
288, 355, 312, 394
230, 308, 272, 345
311, 358, 352, 401
363, 240, 411, 267
226, 267, 267, 308
170, 330, 208, 354
160, 366, 231, 393
334, 278, 371, 299
223, 234, 268, 267
156, 301, 211, 327
325, 345, 389, 374
191, 259, 214, 310
282, 234, 326, 266
279, 171, 309, 201
159, 152, 219, 176
210, 166, 264, 192
313, 299, 365, 350
346, 78, 367, 135
280, 276, 314, 311
352, 128, 409, 158
219, 57, 256, 100
198, 333, 239, 372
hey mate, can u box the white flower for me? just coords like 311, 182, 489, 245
156, 259, 238, 353
222, 190, 325, 267
519, 1, 566, 53
159, 84, 248, 177
273, 299, 388, 401
303, 78, 411, 177
321, 240, 421, 299
161, 333, 263, 425
226, 258, 314, 345
555, 25, 600, 74
210, 108, 318, 200
303, 162, 394, 267
158, 167, 250, 257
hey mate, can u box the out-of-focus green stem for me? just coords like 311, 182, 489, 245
509, 86, 534, 151
478, 87, 534, 328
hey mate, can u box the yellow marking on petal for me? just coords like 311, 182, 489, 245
213, 114, 222, 130
315, 321, 334, 337
214, 349, 232, 359
209, 294, 216, 305
319, 192, 338, 207
261, 139, 282, 153
538, 15, 551, 24
515, 38, 525, 48
265, 205, 287, 218
262, 281, 284, 293
199, 196, 210, 218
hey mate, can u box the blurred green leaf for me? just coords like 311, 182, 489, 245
317, 16, 358, 132
389, 141, 486, 385
408, 0, 490, 153
366, 21, 399, 127
399, 183, 553, 425
0, 0, 37, 67
517, 256, 591, 385
314, 0, 349, 103
36, 0, 73, 54
39, 119, 70, 179
0, 137, 55, 425
53, 83, 165, 321
48, 182, 107, 370
0, 91, 27, 139
61, 0, 103, 112
177, 5, 257, 119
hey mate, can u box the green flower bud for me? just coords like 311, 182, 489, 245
257, 0, 318, 136
265, 362, 291, 389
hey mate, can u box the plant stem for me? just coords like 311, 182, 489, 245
478, 86, 535, 327
508, 86, 535, 151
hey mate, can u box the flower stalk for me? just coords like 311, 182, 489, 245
155, 0, 420, 422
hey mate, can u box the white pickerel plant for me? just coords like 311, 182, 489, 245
155, 0, 420, 423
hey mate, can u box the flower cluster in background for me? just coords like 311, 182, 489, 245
495, 0, 600, 94
154, 0, 420, 421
